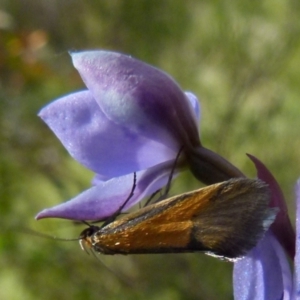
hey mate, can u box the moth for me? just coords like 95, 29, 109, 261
79, 178, 277, 261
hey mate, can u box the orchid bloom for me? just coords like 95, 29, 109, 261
36, 50, 243, 221
234, 155, 297, 300
36, 51, 198, 220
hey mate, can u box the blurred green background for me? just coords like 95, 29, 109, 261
1, 0, 300, 299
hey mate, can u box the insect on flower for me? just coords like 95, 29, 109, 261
79, 178, 277, 261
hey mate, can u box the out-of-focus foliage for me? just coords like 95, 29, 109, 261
1, 1, 300, 299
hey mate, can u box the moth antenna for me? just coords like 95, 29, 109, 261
78, 223, 137, 288
89, 251, 136, 289
21, 227, 79, 242
26, 226, 134, 288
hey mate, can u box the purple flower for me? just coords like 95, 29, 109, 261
36, 50, 203, 221
233, 155, 297, 300
36, 50, 244, 221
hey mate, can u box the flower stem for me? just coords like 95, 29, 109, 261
186, 146, 245, 185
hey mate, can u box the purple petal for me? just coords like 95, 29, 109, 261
185, 92, 201, 123
35, 159, 176, 221
248, 154, 295, 259
233, 232, 292, 300
71, 51, 200, 150
39, 90, 177, 178
294, 179, 300, 299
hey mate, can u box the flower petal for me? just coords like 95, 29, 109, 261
71, 50, 200, 150
35, 160, 176, 221
294, 179, 300, 299
248, 154, 295, 259
185, 92, 201, 123
233, 232, 292, 300
39, 90, 177, 178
